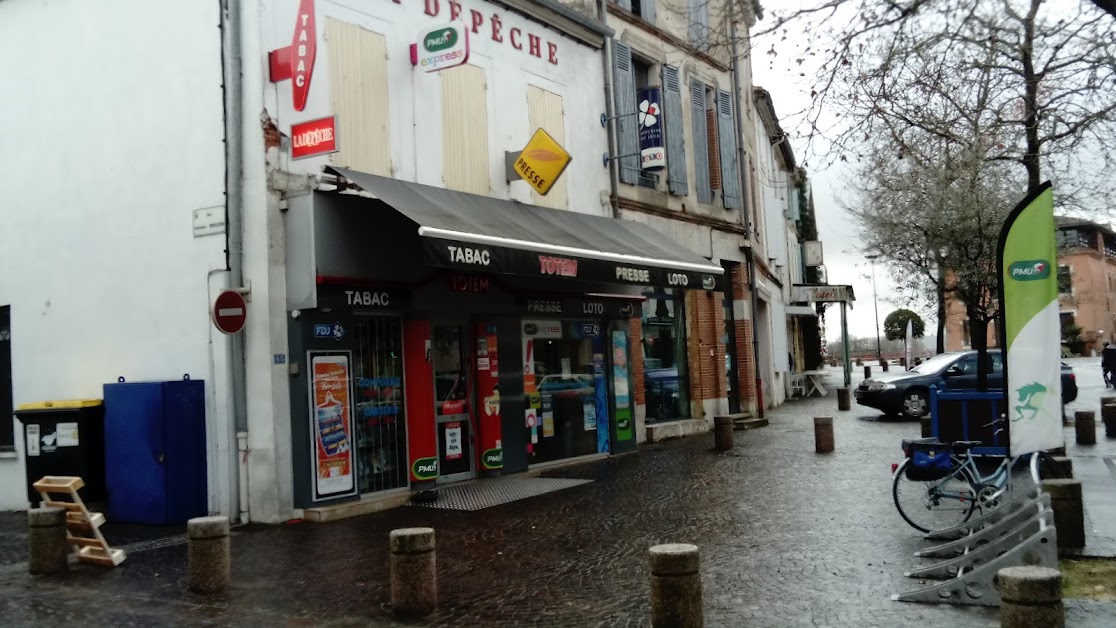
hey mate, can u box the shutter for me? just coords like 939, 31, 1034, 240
613, 41, 639, 185
689, 0, 708, 46
717, 89, 741, 209
661, 64, 688, 196
641, 0, 655, 25
327, 19, 391, 176
617, 0, 631, 9
690, 80, 712, 204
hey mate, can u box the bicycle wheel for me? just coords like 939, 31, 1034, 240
893, 458, 978, 533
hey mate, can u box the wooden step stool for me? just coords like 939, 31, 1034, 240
32, 476, 126, 567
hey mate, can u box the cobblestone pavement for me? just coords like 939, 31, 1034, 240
1, 366, 1115, 626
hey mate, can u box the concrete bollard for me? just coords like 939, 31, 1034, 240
863, 365, 872, 380
899, 357, 907, 368
994, 566, 1064, 628
649, 544, 703, 628
920, 416, 933, 438
1074, 410, 1096, 445
1101, 397, 1116, 438
28, 507, 68, 575
713, 416, 734, 451
1041, 480, 1085, 550
1038, 456, 1074, 480
187, 516, 230, 594
814, 416, 835, 453
914, 357, 922, 366
880, 360, 890, 372
390, 527, 437, 617
837, 387, 850, 411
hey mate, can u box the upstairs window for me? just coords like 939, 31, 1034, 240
619, 0, 656, 25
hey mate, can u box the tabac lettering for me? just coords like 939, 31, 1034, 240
447, 245, 491, 266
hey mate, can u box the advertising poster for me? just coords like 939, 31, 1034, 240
997, 182, 1063, 456
541, 394, 555, 438
612, 330, 634, 442
592, 348, 610, 453
525, 408, 538, 447
638, 87, 666, 170
309, 352, 357, 499
444, 422, 463, 460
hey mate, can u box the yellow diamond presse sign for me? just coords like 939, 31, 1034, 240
513, 128, 572, 196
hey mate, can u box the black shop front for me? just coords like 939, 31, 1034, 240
285, 168, 723, 507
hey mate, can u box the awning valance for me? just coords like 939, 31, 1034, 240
326, 167, 724, 290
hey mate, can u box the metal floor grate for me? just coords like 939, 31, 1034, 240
410, 476, 592, 511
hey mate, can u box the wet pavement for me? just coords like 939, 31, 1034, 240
0, 363, 1114, 626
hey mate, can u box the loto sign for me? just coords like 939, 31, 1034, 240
291, 116, 338, 159
508, 128, 572, 196
268, 0, 317, 111
411, 21, 470, 72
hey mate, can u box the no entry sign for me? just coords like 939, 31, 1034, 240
213, 290, 247, 334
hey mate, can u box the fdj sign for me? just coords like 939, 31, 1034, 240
415, 21, 469, 73
1009, 260, 1052, 281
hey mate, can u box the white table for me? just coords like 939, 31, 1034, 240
802, 370, 829, 397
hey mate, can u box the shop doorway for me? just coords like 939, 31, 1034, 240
432, 323, 476, 483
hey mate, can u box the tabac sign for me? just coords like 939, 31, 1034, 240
506, 128, 572, 196
269, 0, 317, 111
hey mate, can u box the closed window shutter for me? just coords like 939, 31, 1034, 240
690, 80, 712, 204
617, 0, 632, 9
689, 0, 709, 45
613, 41, 639, 185
641, 0, 655, 25
706, 106, 721, 190
661, 64, 687, 196
717, 89, 741, 209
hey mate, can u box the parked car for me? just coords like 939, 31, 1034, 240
854, 350, 1076, 419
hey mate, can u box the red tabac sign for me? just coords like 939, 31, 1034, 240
291, 116, 338, 159
269, 0, 317, 111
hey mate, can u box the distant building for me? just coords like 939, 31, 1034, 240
1055, 217, 1116, 355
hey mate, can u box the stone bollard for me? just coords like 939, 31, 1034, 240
1074, 410, 1096, 445
1101, 397, 1116, 438
837, 387, 851, 411
814, 416, 835, 453
899, 357, 907, 368
187, 516, 230, 594
994, 566, 1064, 628
920, 416, 933, 438
649, 544, 703, 628
1038, 456, 1074, 480
915, 357, 922, 366
28, 507, 68, 575
713, 416, 734, 451
1041, 480, 1085, 550
855, 359, 862, 367
391, 527, 437, 617
881, 360, 890, 372
863, 365, 871, 380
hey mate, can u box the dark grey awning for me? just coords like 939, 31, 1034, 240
325, 167, 724, 290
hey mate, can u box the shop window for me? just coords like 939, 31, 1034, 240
0, 306, 11, 451
352, 317, 409, 494
642, 289, 690, 422
523, 322, 606, 464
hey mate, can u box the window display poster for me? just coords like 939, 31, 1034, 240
583, 398, 596, 431
542, 393, 555, 438
525, 408, 539, 446
592, 349, 610, 453
309, 352, 357, 499
611, 331, 634, 442
445, 422, 463, 460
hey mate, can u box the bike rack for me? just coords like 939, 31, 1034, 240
893, 492, 1058, 606
924, 486, 1043, 541
916, 493, 1051, 558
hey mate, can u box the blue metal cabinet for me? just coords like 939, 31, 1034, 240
103, 377, 207, 525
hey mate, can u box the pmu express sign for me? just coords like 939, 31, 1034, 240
414, 21, 470, 72
512, 128, 572, 195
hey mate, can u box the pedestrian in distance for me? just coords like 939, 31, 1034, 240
1103, 341, 1116, 388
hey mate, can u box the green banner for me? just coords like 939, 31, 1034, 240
997, 182, 1062, 456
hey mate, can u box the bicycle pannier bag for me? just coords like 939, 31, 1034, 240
905, 443, 954, 481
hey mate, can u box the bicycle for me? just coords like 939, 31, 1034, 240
892, 421, 1049, 533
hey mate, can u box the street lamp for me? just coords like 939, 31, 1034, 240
865, 253, 883, 360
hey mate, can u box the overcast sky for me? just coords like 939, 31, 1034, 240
749, 1, 911, 344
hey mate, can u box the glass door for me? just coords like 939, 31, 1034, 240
432, 323, 475, 483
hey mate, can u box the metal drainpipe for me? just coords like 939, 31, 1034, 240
730, 16, 762, 418
598, 0, 620, 219
220, 0, 250, 523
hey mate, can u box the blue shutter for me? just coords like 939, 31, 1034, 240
617, 0, 632, 9
613, 41, 639, 185
641, 0, 655, 25
691, 80, 712, 204
689, 0, 708, 46
717, 89, 740, 209
662, 64, 687, 196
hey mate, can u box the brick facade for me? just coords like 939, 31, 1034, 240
729, 263, 758, 412
628, 316, 645, 407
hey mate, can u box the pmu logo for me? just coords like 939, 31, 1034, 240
424, 29, 458, 52
1009, 260, 1051, 281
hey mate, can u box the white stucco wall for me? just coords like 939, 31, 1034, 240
0, 0, 233, 512
263, 0, 610, 215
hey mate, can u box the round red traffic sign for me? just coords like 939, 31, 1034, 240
212, 290, 247, 334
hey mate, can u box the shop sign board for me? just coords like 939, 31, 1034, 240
291, 116, 338, 160
790, 284, 855, 303
511, 128, 572, 196
212, 290, 248, 334
425, 237, 720, 290
637, 87, 665, 171
308, 352, 357, 500
413, 21, 470, 72
804, 240, 824, 267
520, 297, 641, 319
316, 285, 410, 311
268, 0, 317, 111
